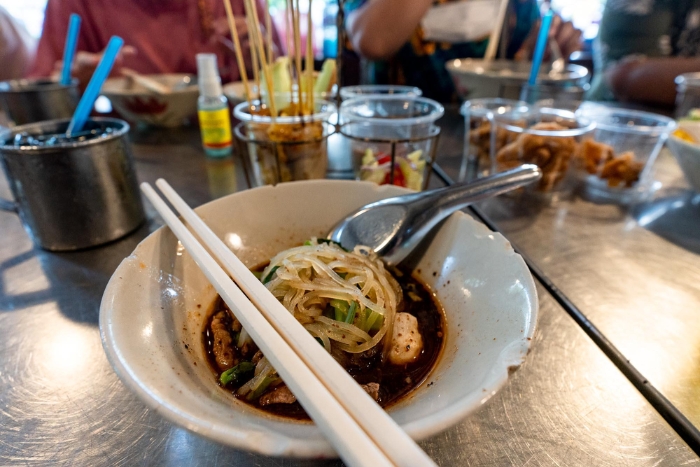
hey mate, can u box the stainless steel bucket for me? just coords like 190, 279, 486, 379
0, 78, 79, 125
0, 118, 145, 251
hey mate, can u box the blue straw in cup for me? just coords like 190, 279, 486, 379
527, 10, 554, 86
66, 36, 124, 136
60, 14, 81, 86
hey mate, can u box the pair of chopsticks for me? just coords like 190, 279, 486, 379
141, 180, 437, 467
121, 68, 172, 94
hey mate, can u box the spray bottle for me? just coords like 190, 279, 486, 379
196, 54, 232, 158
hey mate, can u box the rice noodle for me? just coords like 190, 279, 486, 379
259, 238, 399, 354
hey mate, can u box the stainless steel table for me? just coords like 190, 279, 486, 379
0, 116, 698, 466
436, 107, 700, 435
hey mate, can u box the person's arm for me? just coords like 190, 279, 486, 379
346, 0, 434, 61
513, 14, 582, 61
607, 57, 700, 106
28, 0, 78, 77
0, 7, 35, 79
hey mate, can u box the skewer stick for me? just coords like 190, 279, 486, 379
248, 14, 261, 100
285, 0, 293, 56
484, 0, 508, 61
285, 0, 294, 79
245, 0, 277, 118
305, 0, 314, 114
223, 0, 252, 104
292, 0, 304, 113
264, 0, 274, 67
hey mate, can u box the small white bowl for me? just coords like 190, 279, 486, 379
99, 180, 538, 458
667, 120, 700, 191
102, 74, 198, 127
222, 81, 258, 107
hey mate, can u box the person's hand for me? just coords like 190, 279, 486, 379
514, 14, 582, 62
212, 16, 250, 50
51, 45, 137, 91
212, 15, 279, 79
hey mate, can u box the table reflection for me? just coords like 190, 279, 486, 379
206, 156, 238, 199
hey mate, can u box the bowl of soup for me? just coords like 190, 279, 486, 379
99, 180, 538, 457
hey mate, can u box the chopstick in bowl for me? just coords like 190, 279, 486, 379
141, 184, 435, 466
154, 179, 438, 467
140, 182, 395, 467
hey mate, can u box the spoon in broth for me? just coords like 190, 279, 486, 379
328, 164, 541, 266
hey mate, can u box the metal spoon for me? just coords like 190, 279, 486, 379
328, 164, 541, 266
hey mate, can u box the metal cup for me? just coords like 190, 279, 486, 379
0, 78, 79, 126
0, 118, 145, 251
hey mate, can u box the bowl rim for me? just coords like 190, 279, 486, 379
577, 108, 677, 135
99, 179, 538, 457
0, 77, 78, 93
102, 73, 198, 96
445, 58, 589, 81
233, 97, 337, 124
339, 95, 445, 127
460, 98, 529, 117
339, 85, 423, 100
494, 107, 596, 137
0, 117, 129, 152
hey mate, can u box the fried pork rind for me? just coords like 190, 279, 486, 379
579, 140, 643, 188
496, 122, 578, 192
469, 120, 522, 169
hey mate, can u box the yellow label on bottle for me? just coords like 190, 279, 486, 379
198, 108, 232, 148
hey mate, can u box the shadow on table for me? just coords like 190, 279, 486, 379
632, 189, 700, 255
0, 220, 158, 325
474, 194, 546, 234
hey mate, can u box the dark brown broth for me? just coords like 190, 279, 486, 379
203, 267, 445, 420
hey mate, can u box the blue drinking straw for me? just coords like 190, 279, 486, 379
66, 36, 124, 136
60, 14, 81, 86
527, 10, 554, 86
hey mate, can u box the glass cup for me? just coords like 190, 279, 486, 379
339, 85, 422, 101
460, 98, 529, 181
574, 108, 677, 204
339, 96, 444, 190
493, 107, 595, 198
675, 73, 700, 119
233, 96, 337, 187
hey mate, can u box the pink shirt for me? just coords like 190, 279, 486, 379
30, 0, 279, 82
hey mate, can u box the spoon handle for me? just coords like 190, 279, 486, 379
387, 164, 541, 265
419, 164, 541, 213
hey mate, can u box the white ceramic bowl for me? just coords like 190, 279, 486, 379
667, 120, 700, 191
445, 58, 589, 100
99, 180, 538, 458
222, 81, 258, 108
102, 74, 198, 127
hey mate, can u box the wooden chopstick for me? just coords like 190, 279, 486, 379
140, 182, 395, 467
121, 68, 171, 94
154, 179, 438, 467
483, 0, 509, 62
